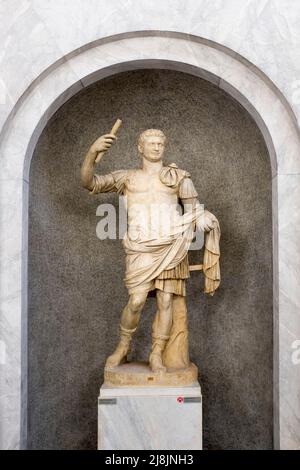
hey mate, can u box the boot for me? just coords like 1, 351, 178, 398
149, 334, 169, 373
105, 325, 136, 370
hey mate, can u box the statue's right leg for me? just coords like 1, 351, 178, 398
105, 291, 148, 370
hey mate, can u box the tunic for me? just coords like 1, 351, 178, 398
90, 163, 198, 296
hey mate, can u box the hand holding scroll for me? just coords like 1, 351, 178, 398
90, 119, 122, 163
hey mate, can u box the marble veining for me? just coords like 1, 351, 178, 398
0, 2, 300, 450
0, 1, 300, 130
98, 383, 202, 450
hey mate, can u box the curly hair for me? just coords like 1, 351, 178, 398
138, 129, 167, 149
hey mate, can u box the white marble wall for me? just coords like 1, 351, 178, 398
98, 384, 202, 450
0, 1, 300, 450
1, 1, 300, 130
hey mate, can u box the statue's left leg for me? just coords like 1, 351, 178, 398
149, 290, 173, 373
162, 295, 190, 369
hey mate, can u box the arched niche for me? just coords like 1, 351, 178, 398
28, 68, 273, 449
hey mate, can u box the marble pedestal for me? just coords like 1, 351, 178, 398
98, 382, 202, 450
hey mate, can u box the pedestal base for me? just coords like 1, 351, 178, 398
98, 381, 202, 450
104, 361, 198, 387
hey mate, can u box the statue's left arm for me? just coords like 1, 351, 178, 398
179, 173, 221, 295
179, 174, 216, 232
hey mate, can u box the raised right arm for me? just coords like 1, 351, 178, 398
80, 134, 116, 191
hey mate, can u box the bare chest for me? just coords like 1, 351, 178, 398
125, 171, 178, 205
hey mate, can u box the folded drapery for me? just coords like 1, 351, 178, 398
123, 203, 221, 295
203, 219, 221, 295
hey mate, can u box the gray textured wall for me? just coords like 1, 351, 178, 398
28, 69, 273, 450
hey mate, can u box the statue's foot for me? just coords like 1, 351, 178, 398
105, 345, 129, 370
149, 352, 167, 373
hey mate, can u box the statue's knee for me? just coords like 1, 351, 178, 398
129, 293, 146, 312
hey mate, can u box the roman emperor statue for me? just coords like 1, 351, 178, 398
81, 129, 220, 374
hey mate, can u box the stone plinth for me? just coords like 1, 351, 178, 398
104, 361, 198, 387
98, 374, 202, 450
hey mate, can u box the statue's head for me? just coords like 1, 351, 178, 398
138, 129, 166, 162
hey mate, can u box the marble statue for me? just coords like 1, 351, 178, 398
81, 126, 220, 381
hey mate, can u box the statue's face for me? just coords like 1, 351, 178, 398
139, 135, 165, 162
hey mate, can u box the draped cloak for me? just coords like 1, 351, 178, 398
91, 163, 220, 296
